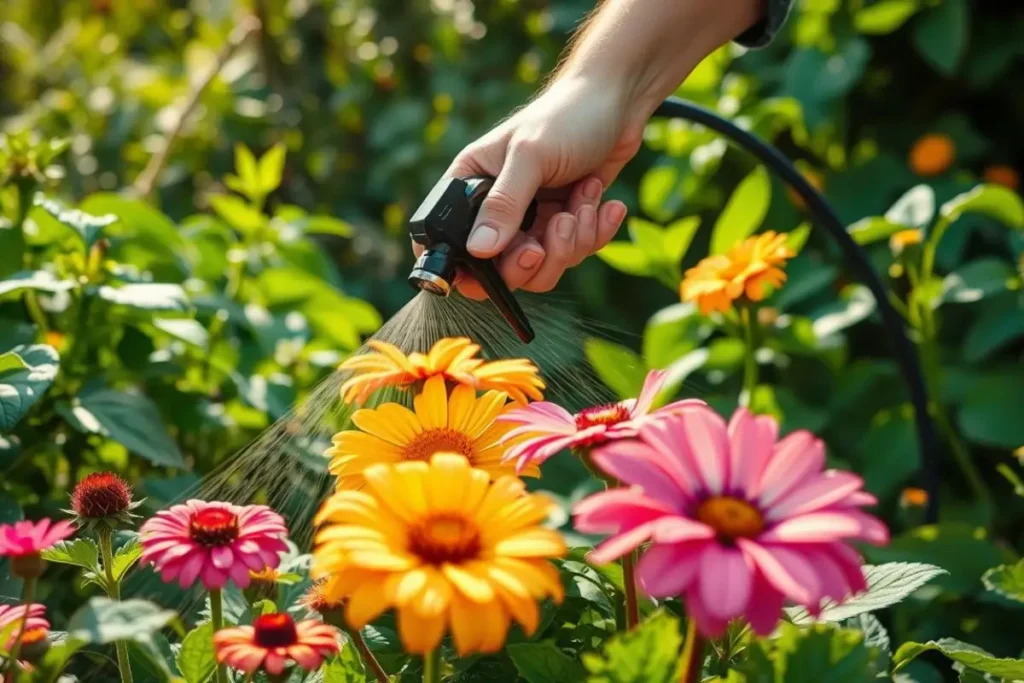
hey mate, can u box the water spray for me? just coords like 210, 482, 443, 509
407, 98, 941, 522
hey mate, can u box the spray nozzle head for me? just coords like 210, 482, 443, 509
407, 177, 536, 343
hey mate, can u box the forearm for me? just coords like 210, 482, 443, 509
557, 0, 764, 122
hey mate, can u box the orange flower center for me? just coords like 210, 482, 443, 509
253, 613, 298, 648
189, 508, 239, 547
249, 567, 280, 584
409, 513, 481, 564
19, 627, 48, 647
303, 580, 345, 615
575, 403, 630, 430
402, 429, 474, 463
696, 497, 764, 541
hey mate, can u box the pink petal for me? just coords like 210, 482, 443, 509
726, 408, 779, 496
823, 543, 868, 594
210, 547, 234, 570
698, 544, 752, 620
177, 552, 207, 588
230, 561, 252, 587
630, 370, 667, 418
499, 402, 575, 431
636, 542, 706, 597
804, 548, 851, 603
573, 489, 675, 534
840, 491, 878, 507
265, 652, 287, 675
650, 517, 716, 544
759, 510, 889, 545
764, 471, 866, 520
200, 565, 228, 589
737, 539, 819, 606
588, 522, 657, 565
591, 442, 693, 509
639, 409, 728, 496
744, 572, 785, 636
287, 645, 323, 670
504, 433, 580, 469
757, 431, 824, 507
684, 586, 729, 637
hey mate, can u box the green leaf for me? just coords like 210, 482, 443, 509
33, 194, 118, 248
665, 216, 701, 263
885, 184, 935, 228
97, 283, 189, 314
642, 303, 706, 369
628, 218, 665, 258
596, 242, 651, 277
584, 338, 646, 400
231, 144, 262, 200
639, 165, 681, 223
0, 344, 59, 431
0, 270, 77, 299
41, 538, 102, 572
177, 622, 216, 683
582, 609, 682, 683
111, 536, 142, 582
301, 215, 354, 237
959, 388, 1024, 448
941, 258, 1014, 303
59, 386, 185, 468
258, 143, 287, 194
847, 217, 906, 245
982, 559, 1024, 604
209, 194, 266, 236
0, 492, 21, 523
507, 641, 586, 683
711, 166, 771, 254
323, 640, 367, 682
68, 597, 177, 645
152, 318, 209, 348
742, 623, 882, 683
786, 223, 812, 253
855, 0, 920, 34
962, 296, 1024, 363
787, 563, 946, 624
893, 639, 1024, 678
811, 285, 876, 339
913, 0, 968, 76
939, 183, 1024, 228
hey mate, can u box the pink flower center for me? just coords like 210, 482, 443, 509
253, 613, 298, 648
574, 403, 630, 431
696, 496, 764, 541
189, 508, 239, 547
408, 513, 481, 565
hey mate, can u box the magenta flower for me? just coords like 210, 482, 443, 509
500, 369, 705, 471
573, 407, 888, 637
0, 604, 49, 645
140, 500, 289, 590
0, 519, 75, 558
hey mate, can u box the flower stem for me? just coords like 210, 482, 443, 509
4, 577, 35, 683
678, 617, 706, 683
209, 589, 227, 683
99, 530, 134, 683
347, 627, 390, 683
739, 306, 759, 408
621, 550, 640, 630
422, 648, 441, 683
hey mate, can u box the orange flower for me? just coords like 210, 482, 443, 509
214, 613, 339, 676
889, 229, 924, 255
900, 487, 929, 508
339, 337, 544, 405
786, 168, 825, 210
680, 231, 794, 315
983, 165, 1020, 191
909, 134, 955, 177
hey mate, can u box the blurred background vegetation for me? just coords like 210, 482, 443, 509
2, 0, 1024, 678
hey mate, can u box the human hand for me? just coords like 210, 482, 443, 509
422, 76, 643, 298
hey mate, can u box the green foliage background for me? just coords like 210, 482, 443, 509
2, 0, 1024, 681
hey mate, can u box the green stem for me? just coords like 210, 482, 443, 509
210, 589, 227, 683
622, 550, 640, 631
678, 617, 706, 683
739, 306, 759, 408
4, 577, 35, 683
346, 627, 390, 683
422, 648, 440, 683
99, 530, 133, 683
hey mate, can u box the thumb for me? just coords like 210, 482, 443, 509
466, 149, 542, 258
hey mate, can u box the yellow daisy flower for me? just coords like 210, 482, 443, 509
338, 337, 545, 405
327, 375, 540, 490
312, 453, 566, 655
680, 231, 795, 315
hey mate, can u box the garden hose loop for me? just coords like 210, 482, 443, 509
652, 97, 941, 523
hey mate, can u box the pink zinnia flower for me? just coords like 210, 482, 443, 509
140, 500, 289, 590
0, 604, 49, 645
500, 369, 705, 471
0, 519, 75, 557
214, 613, 339, 675
574, 407, 888, 637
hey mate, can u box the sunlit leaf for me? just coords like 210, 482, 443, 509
258, 143, 287, 195
97, 283, 189, 314
68, 597, 177, 645
582, 610, 682, 683
41, 538, 101, 573
855, 0, 920, 34
33, 194, 118, 248
893, 639, 1024, 678
711, 166, 771, 254
596, 242, 651, 277
885, 184, 935, 228
177, 622, 216, 683
982, 559, 1024, 604
209, 194, 266, 235
788, 563, 946, 624
0, 344, 59, 431
584, 338, 646, 400
940, 184, 1024, 228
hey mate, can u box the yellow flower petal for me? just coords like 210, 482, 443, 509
412, 567, 453, 618
398, 609, 446, 655
449, 594, 483, 656
351, 403, 422, 445
494, 529, 567, 559
447, 383, 478, 435
346, 581, 394, 628
442, 562, 495, 603
414, 376, 448, 429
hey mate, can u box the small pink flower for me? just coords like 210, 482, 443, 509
0, 604, 49, 648
140, 500, 289, 590
573, 407, 888, 637
214, 613, 339, 675
500, 369, 705, 471
0, 519, 74, 557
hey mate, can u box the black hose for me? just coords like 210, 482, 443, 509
652, 97, 940, 523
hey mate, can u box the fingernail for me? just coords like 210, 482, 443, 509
556, 215, 575, 240
578, 204, 596, 225
609, 204, 626, 227
518, 250, 542, 269
467, 225, 499, 252
584, 178, 602, 201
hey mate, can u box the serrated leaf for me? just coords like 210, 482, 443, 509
582, 610, 682, 683
97, 283, 189, 313
33, 195, 118, 248
112, 536, 142, 582
68, 597, 177, 645
742, 622, 882, 683
940, 184, 1024, 228
0, 344, 59, 431
596, 242, 651, 277
41, 538, 101, 572
711, 166, 771, 254
323, 640, 367, 682
981, 559, 1024, 604
788, 563, 946, 624
885, 184, 935, 228
177, 622, 216, 683
893, 638, 1024, 678
507, 641, 586, 683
